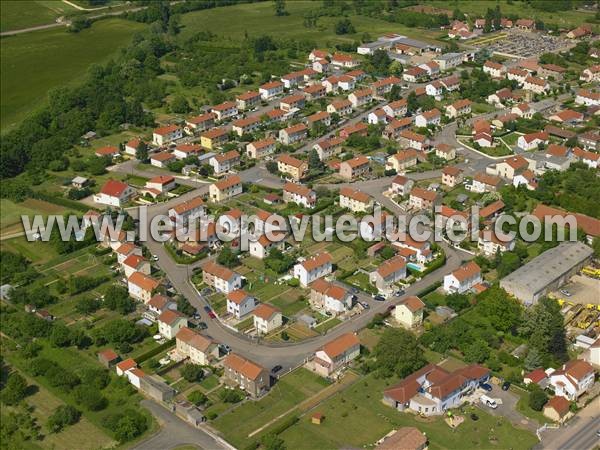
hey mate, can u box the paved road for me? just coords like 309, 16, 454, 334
133, 400, 231, 450
479, 384, 539, 433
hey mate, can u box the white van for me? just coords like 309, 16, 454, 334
480, 395, 498, 409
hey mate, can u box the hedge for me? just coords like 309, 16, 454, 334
134, 339, 175, 364
32, 192, 90, 212
416, 281, 442, 298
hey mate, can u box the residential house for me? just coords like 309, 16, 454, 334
226, 289, 256, 319
223, 353, 270, 397
483, 60, 505, 78
128, 271, 160, 303
236, 91, 261, 111
153, 124, 183, 146
122, 254, 150, 279
539, 64, 566, 81
443, 261, 482, 293
390, 175, 414, 197
441, 166, 463, 187
331, 53, 360, 68
371, 76, 402, 97
339, 155, 370, 180
293, 252, 333, 287
524, 368, 549, 388
93, 180, 135, 207
211, 101, 238, 121
549, 360, 595, 400
124, 138, 143, 156
383, 364, 490, 416
201, 261, 242, 294
147, 294, 176, 316
439, 74, 460, 91
246, 137, 276, 159
386, 149, 418, 173
280, 93, 306, 112
98, 349, 120, 369
409, 187, 439, 210
115, 242, 142, 264
312, 58, 330, 74
279, 123, 308, 145
95, 146, 120, 160
185, 112, 216, 134
340, 122, 368, 139
307, 111, 331, 128
415, 108, 441, 128
399, 130, 429, 151
259, 80, 284, 99
579, 131, 600, 151
512, 102, 535, 119
327, 99, 353, 116
367, 109, 388, 125
375, 427, 428, 450
253, 303, 283, 334
434, 52, 463, 70
506, 67, 529, 84
313, 333, 360, 377
383, 117, 413, 140
200, 127, 228, 150
173, 143, 202, 160
493, 155, 530, 180
575, 89, 600, 106
478, 229, 516, 256
314, 136, 345, 161
150, 152, 176, 168
277, 154, 308, 181
580, 65, 600, 83
383, 99, 408, 117
209, 175, 242, 202
394, 296, 425, 329
209, 150, 240, 175
418, 61, 440, 78
144, 175, 176, 198
157, 310, 188, 339
445, 99, 472, 118
403, 66, 427, 83
231, 116, 261, 136
116, 358, 137, 376
370, 256, 407, 293
283, 182, 316, 209
249, 233, 285, 259
516, 18, 535, 30
523, 76, 550, 94
339, 186, 372, 213
169, 196, 205, 226
176, 327, 218, 365
425, 80, 444, 97
309, 49, 330, 62
348, 88, 373, 108
573, 147, 599, 169
517, 131, 549, 151
309, 279, 353, 314
435, 144, 456, 161
543, 396, 572, 424
303, 83, 327, 100
265, 108, 287, 123
471, 173, 502, 193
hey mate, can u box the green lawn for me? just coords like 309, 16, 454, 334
279, 372, 539, 450
1, 18, 146, 132
0, 198, 75, 234
0, 235, 62, 265
179, 1, 445, 43
0, 0, 77, 32
212, 368, 330, 448
314, 317, 341, 334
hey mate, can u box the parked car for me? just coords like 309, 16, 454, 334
208, 311, 216, 319
480, 395, 497, 409
197, 322, 208, 330
502, 381, 511, 391
480, 383, 493, 392
360, 302, 370, 309
373, 295, 385, 302
470, 413, 479, 421
151, 254, 159, 261
271, 365, 283, 374
559, 289, 571, 297
203, 306, 212, 313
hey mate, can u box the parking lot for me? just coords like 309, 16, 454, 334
551, 275, 600, 306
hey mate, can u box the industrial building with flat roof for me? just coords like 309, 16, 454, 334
500, 241, 593, 305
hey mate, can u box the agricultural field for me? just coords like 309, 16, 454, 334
179, 1, 446, 43
427, 0, 597, 29
1, 18, 146, 132
0, 0, 77, 32
0, 198, 75, 236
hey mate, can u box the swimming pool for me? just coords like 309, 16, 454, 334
407, 262, 422, 272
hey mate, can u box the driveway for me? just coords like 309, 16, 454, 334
133, 400, 232, 450
476, 384, 539, 433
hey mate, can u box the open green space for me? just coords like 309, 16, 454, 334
213, 368, 330, 447
179, 1, 445, 43
278, 371, 539, 450
1, 18, 145, 132
1, 198, 75, 235
0, 0, 77, 32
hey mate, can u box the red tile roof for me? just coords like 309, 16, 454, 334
321, 333, 359, 359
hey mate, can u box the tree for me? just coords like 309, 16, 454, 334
103, 285, 135, 314
219, 388, 245, 403
266, 161, 278, 174
187, 390, 208, 406
520, 297, 567, 364
464, 339, 490, 363
170, 95, 190, 114
273, 0, 287, 16
308, 149, 324, 172
47, 405, 81, 433
76, 296, 101, 315
335, 19, 355, 35
102, 409, 148, 442
373, 328, 426, 378
217, 245, 238, 268
524, 348, 543, 371
180, 364, 205, 382
528, 387, 548, 411
73, 385, 107, 411
136, 141, 149, 162
446, 293, 470, 312
1, 373, 28, 405
261, 433, 286, 450
50, 323, 73, 347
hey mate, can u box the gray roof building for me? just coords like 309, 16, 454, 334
500, 241, 593, 305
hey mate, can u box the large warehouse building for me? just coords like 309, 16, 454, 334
500, 241, 594, 305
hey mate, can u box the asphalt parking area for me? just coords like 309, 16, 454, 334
475, 384, 539, 432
